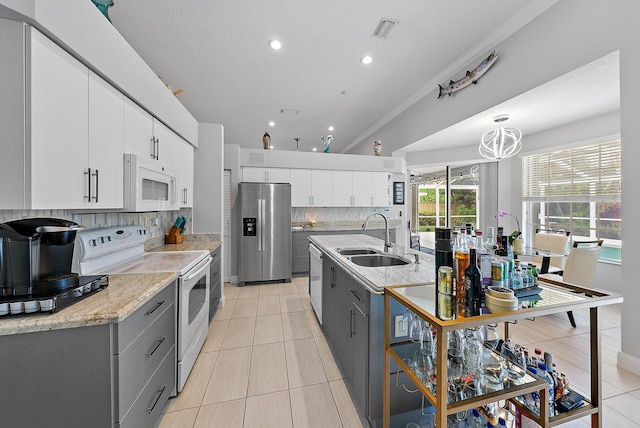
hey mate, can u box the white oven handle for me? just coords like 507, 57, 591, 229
185, 256, 212, 282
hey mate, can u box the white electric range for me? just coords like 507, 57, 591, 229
73, 225, 211, 393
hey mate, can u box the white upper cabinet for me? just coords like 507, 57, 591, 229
242, 167, 290, 183
123, 98, 154, 160
29, 27, 89, 209
0, 26, 122, 209
331, 170, 390, 207
290, 169, 333, 207
88, 71, 124, 208
173, 136, 194, 208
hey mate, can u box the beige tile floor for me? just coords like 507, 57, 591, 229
159, 278, 638, 427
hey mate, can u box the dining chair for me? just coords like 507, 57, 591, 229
543, 239, 603, 327
531, 229, 571, 274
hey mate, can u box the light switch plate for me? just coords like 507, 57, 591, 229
394, 315, 407, 337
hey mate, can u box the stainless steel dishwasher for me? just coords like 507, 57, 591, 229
309, 242, 323, 324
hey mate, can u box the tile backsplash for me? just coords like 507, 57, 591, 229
291, 207, 391, 224
0, 209, 192, 248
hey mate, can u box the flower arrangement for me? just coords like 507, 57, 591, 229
494, 211, 521, 244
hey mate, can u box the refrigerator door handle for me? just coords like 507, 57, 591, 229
257, 199, 263, 251
260, 198, 266, 251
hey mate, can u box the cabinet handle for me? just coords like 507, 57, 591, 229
350, 308, 355, 337
371, 196, 374, 205
92, 169, 99, 203
184, 188, 188, 204
309, 196, 313, 206
330, 266, 335, 288
156, 137, 160, 160
350, 289, 364, 303
311, 195, 314, 206
146, 336, 166, 358
145, 300, 166, 316
147, 385, 166, 414
265, 171, 270, 181
84, 168, 92, 201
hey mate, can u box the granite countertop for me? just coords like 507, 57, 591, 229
0, 272, 177, 336
292, 219, 402, 232
308, 234, 435, 294
149, 234, 222, 252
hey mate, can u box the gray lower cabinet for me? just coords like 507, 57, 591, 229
0, 280, 177, 428
320, 256, 421, 428
209, 246, 222, 322
321, 258, 369, 417
293, 229, 396, 275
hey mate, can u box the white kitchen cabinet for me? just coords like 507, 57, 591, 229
123, 98, 155, 160
331, 170, 390, 207
88, 71, 124, 208
290, 169, 333, 207
0, 25, 125, 209
175, 137, 194, 207
371, 172, 390, 206
29, 27, 89, 209
332, 171, 354, 206
242, 167, 290, 183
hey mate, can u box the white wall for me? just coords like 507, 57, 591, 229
352, 0, 640, 373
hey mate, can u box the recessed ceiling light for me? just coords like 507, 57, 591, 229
268, 121, 275, 127
270, 145, 274, 149
268, 40, 282, 50
361, 55, 373, 65
328, 126, 334, 131
312, 148, 317, 152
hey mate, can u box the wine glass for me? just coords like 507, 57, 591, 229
479, 349, 505, 392
484, 324, 500, 351
409, 314, 425, 343
500, 339, 526, 383
447, 330, 464, 381
414, 348, 436, 391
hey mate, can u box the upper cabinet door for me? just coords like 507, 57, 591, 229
371, 172, 390, 206
290, 169, 312, 207
242, 167, 290, 183
123, 97, 154, 159
30, 28, 89, 209
352, 172, 372, 206
175, 137, 194, 207
311, 170, 333, 206
332, 171, 353, 206
88, 71, 124, 208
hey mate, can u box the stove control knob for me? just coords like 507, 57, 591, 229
90, 239, 97, 247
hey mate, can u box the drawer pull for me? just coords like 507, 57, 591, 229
146, 336, 166, 358
145, 300, 166, 316
350, 289, 364, 302
147, 385, 166, 414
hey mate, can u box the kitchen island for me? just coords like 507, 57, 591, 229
308, 234, 435, 428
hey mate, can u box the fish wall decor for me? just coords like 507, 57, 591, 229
438, 51, 499, 99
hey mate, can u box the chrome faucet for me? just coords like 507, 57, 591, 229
362, 212, 393, 253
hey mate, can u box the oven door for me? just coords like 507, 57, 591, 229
177, 255, 211, 391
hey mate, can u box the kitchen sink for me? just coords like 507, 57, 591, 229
337, 248, 380, 256
348, 254, 410, 267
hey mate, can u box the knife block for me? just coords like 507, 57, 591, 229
165, 226, 184, 244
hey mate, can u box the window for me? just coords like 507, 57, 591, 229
522, 140, 621, 262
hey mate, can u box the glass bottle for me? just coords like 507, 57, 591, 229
465, 248, 482, 316
529, 264, 539, 286
525, 265, 535, 289
511, 261, 523, 290
454, 231, 470, 317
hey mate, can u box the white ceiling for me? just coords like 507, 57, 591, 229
108, 0, 566, 153
397, 50, 620, 156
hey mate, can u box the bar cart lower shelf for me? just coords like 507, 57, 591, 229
383, 278, 622, 428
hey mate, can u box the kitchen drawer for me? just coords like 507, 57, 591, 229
114, 280, 176, 353
116, 300, 175, 419
350, 279, 369, 315
117, 345, 176, 428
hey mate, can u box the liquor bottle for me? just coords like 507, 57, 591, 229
465, 248, 482, 316
454, 230, 470, 317
476, 230, 492, 290
529, 263, 540, 286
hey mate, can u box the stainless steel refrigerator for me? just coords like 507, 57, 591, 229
238, 182, 292, 285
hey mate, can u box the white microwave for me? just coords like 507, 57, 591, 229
124, 153, 177, 211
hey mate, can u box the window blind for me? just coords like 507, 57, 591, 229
522, 140, 621, 202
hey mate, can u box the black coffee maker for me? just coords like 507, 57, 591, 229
0, 218, 84, 296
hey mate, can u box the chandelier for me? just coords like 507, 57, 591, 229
479, 114, 522, 160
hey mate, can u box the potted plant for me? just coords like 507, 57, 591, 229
494, 211, 523, 254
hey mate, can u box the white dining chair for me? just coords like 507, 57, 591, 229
525, 229, 571, 274
541, 239, 603, 327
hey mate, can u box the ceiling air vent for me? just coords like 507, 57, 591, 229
372, 18, 397, 38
